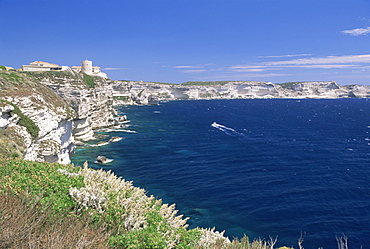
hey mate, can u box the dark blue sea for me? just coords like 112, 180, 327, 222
72, 99, 370, 248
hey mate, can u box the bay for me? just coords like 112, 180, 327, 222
72, 99, 370, 248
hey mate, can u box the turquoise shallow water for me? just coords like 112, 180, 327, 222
72, 99, 370, 248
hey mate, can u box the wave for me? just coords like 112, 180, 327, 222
211, 122, 245, 137
122, 129, 137, 133
103, 128, 137, 133
89, 142, 109, 147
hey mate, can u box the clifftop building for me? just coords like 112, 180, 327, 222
21, 61, 71, 72
20, 60, 107, 78
72, 60, 107, 78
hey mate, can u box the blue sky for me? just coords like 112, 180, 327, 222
1, 0, 370, 85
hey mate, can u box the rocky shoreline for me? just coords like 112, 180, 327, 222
112, 80, 370, 105
1, 68, 369, 165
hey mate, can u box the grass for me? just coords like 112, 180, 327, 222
0, 71, 26, 84
278, 81, 329, 88
0, 126, 26, 159
0, 71, 74, 118
83, 73, 96, 88
113, 96, 131, 102
0, 190, 110, 248
181, 81, 231, 86
0, 158, 295, 248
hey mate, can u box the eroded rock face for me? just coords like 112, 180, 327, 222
0, 103, 18, 129
112, 80, 370, 105
0, 71, 117, 164
40, 75, 117, 141
3, 96, 75, 164
23, 120, 75, 164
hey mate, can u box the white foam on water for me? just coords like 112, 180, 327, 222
90, 142, 109, 147
121, 129, 137, 133
103, 128, 137, 133
211, 122, 245, 136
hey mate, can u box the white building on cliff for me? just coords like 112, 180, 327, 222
21, 60, 107, 78
21, 61, 71, 72
72, 60, 107, 78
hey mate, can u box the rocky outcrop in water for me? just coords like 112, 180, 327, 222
112, 80, 370, 105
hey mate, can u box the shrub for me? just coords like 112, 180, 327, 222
0, 158, 298, 249
83, 73, 96, 88
0, 99, 40, 139
114, 96, 131, 102
0, 190, 110, 248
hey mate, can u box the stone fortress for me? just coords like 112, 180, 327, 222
20, 60, 107, 78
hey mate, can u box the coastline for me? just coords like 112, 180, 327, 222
1, 68, 367, 247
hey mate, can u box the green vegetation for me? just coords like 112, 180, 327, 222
114, 96, 131, 102
278, 82, 303, 88
0, 126, 25, 159
181, 81, 231, 86
22, 70, 104, 90
0, 158, 291, 248
137, 89, 145, 98
83, 73, 96, 88
0, 71, 74, 118
0, 71, 26, 84
22, 70, 76, 80
278, 81, 325, 88
0, 99, 39, 139
0, 159, 109, 248
0, 65, 6, 70
147, 81, 175, 85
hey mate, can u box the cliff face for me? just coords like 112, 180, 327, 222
112, 80, 370, 105
36, 72, 117, 141
0, 70, 117, 164
1, 68, 369, 164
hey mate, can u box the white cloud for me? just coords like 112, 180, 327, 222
173, 65, 202, 69
103, 67, 124, 70
181, 69, 207, 73
341, 27, 370, 36
284, 64, 359, 69
226, 54, 370, 80
230, 65, 270, 73
200, 73, 291, 81
233, 68, 265, 73
230, 65, 266, 69
258, 54, 312, 58
264, 54, 370, 66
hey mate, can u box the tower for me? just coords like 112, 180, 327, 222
81, 60, 93, 74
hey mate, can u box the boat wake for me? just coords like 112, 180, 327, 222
211, 122, 245, 137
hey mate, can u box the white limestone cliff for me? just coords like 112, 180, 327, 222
1, 68, 369, 166
0, 70, 118, 164
112, 80, 370, 105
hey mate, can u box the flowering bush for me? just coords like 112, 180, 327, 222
0, 158, 295, 249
